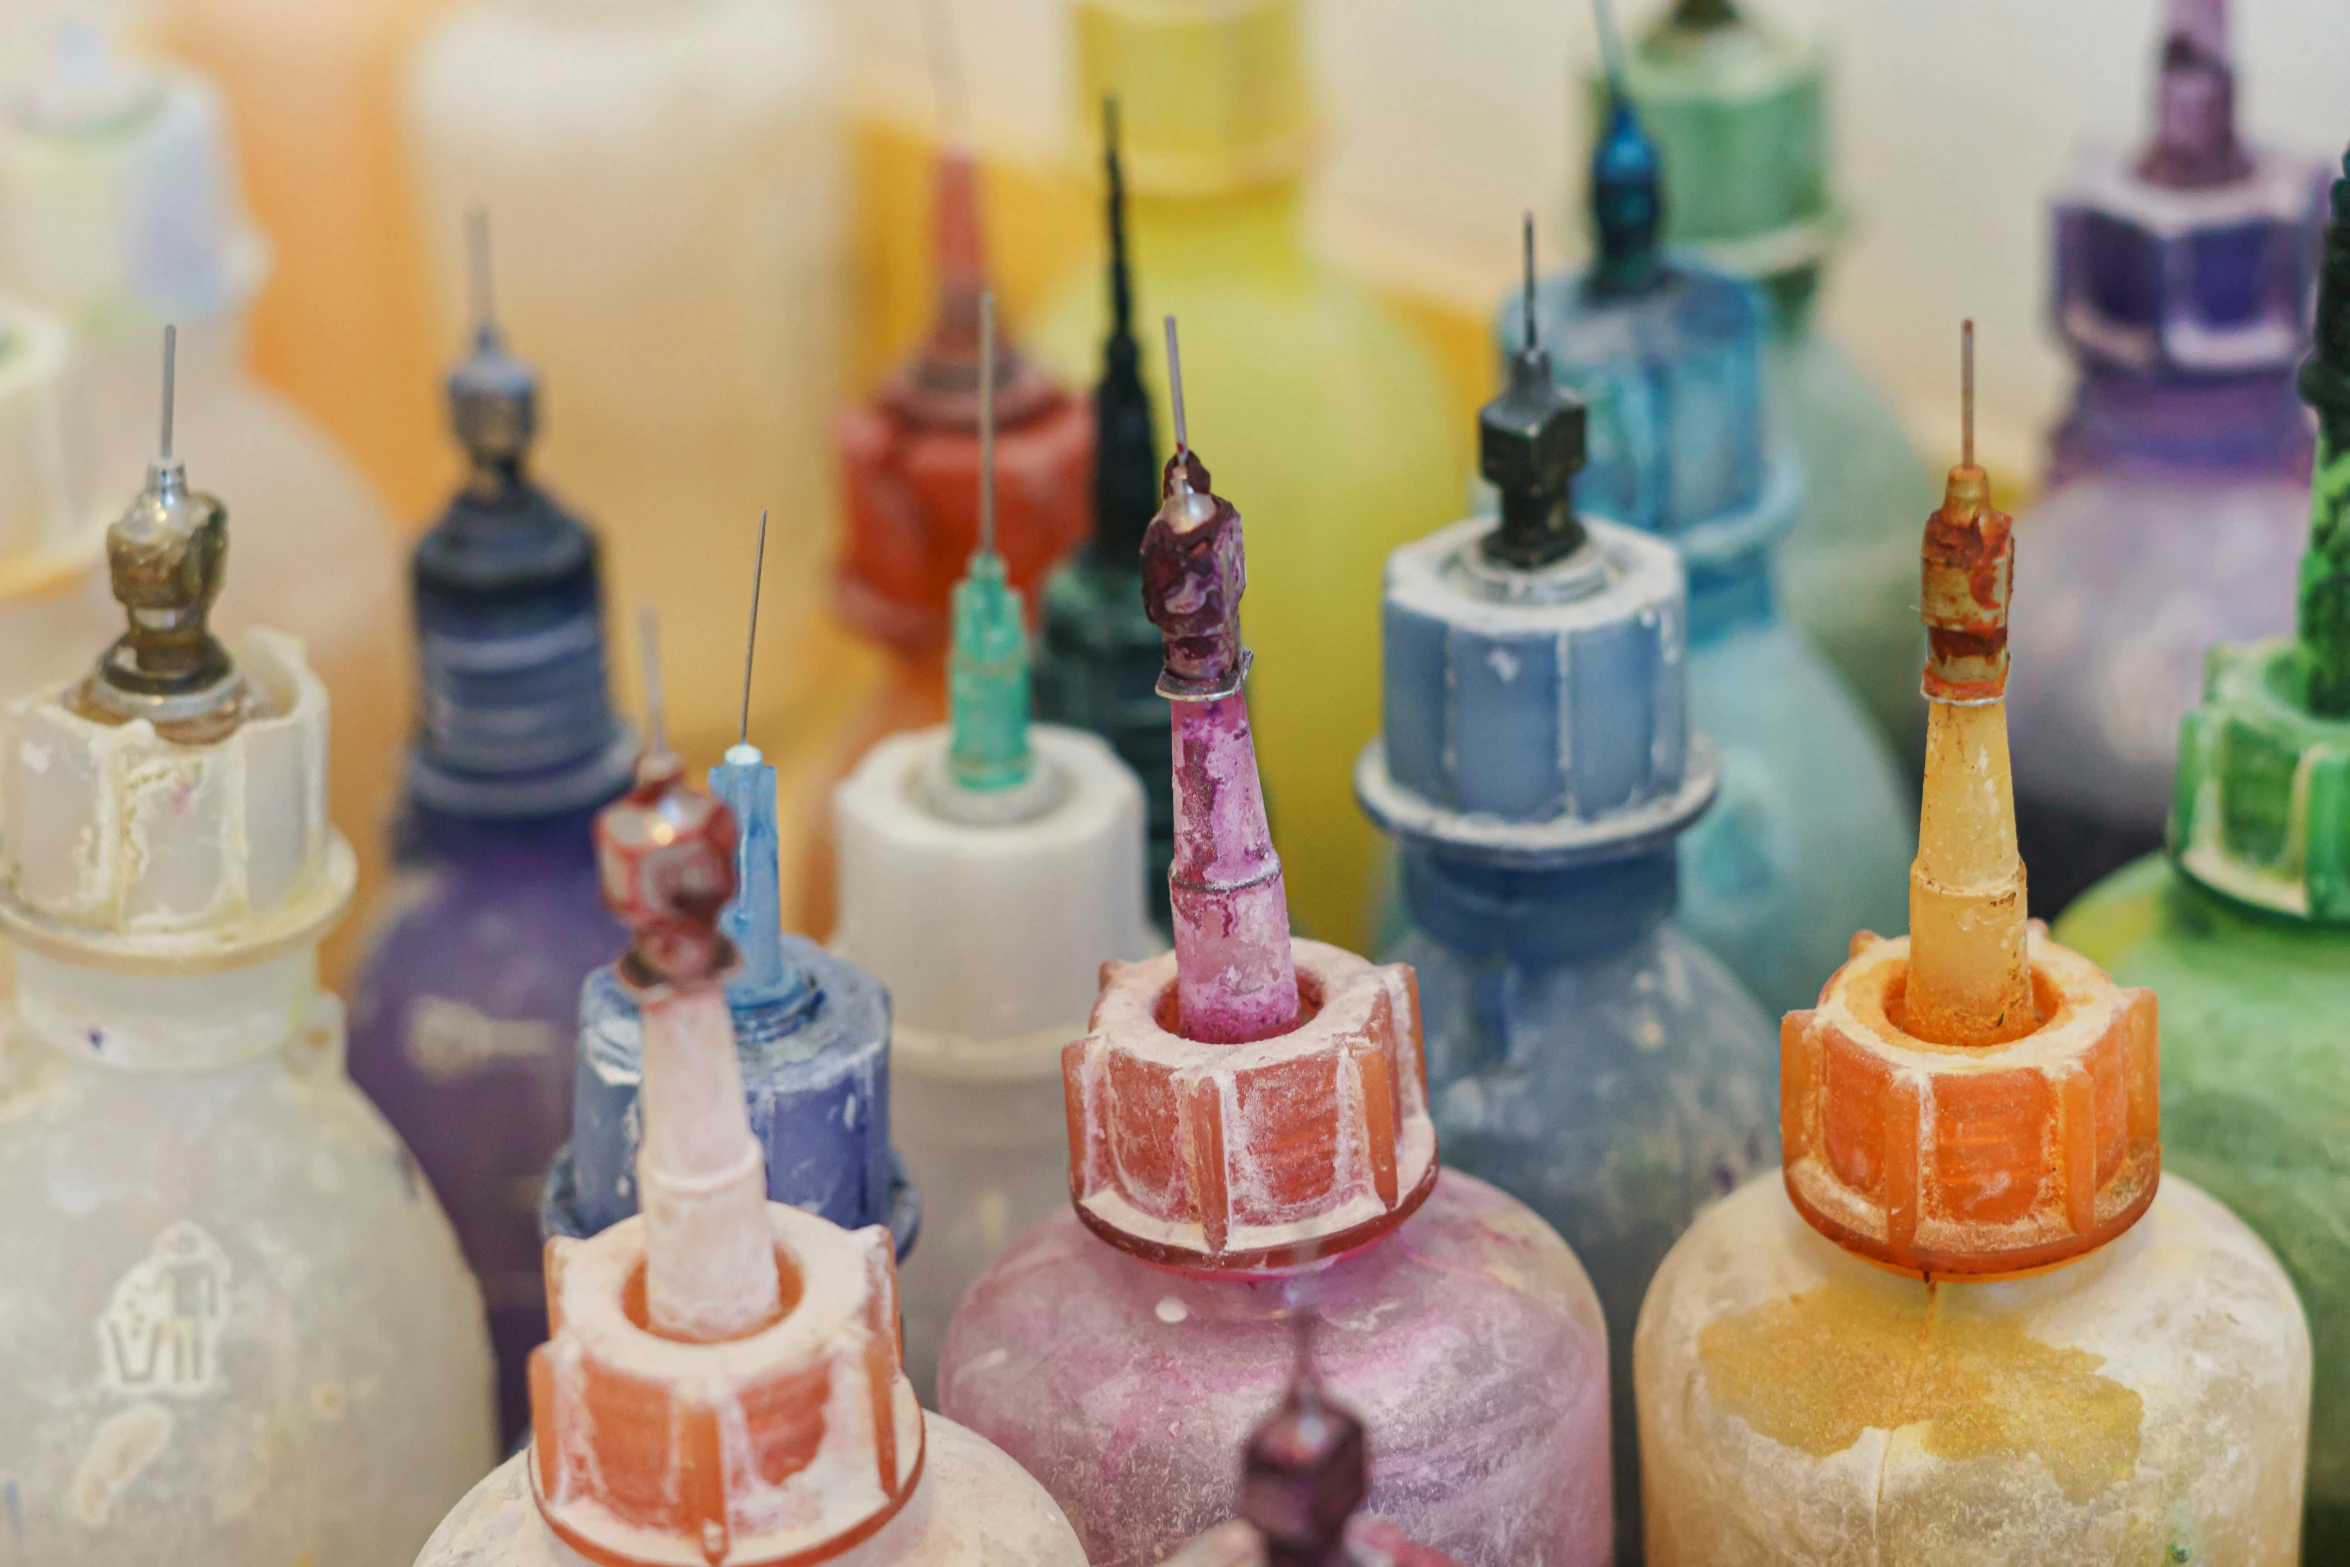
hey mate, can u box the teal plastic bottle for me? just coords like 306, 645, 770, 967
2056, 142, 2350, 1561
1616, 0, 1937, 759
1505, 65, 1911, 1014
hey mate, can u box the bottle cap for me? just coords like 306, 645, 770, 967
531, 1204, 925, 1567
1071, 0, 1316, 197
1358, 515, 1710, 865
1063, 938, 1439, 1271
2170, 143, 2350, 920
1782, 929, 2160, 1278
1615, 0, 1841, 281
0, 292, 104, 596
0, 46, 267, 327
408, 257, 635, 818
2052, 0, 2325, 377
835, 155, 1091, 654
834, 724, 1156, 1060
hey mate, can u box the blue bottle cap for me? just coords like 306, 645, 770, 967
406, 320, 635, 817
1358, 515, 1713, 866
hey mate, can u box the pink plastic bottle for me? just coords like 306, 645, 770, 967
937, 325, 1612, 1567
1155, 1330, 1470, 1567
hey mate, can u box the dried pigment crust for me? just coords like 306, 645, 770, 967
1697, 1281, 2143, 1504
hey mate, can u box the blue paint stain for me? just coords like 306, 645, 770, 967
6, 1475, 24, 1541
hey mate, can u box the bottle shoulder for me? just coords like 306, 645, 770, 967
415, 1420, 1086, 1567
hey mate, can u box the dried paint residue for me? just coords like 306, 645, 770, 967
1697, 1283, 2142, 1503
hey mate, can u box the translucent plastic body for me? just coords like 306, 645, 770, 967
1765, 312, 1935, 760
413, 1416, 1088, 1565
1030, 182, 1463, 947
1393, 851, 1778, 1564
405, 0, 852, 776
0, 971, 497, 1566
1636, 1172, 2310, 1564
345, 804, 624, 1443
163, 0, 450, 516
1679, 575, 1913, 1015
79, 317, 409, 986
939, 1169, 1612, 1567
2058, 855, 2350, 1559
2008, 450, 2309, 915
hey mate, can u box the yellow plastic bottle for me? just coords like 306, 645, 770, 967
404, 0, 859, 850
160, 0, 451, 519
1027, 0, 1465, 945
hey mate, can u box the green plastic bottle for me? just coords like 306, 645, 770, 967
1616, 0, 1936, 758
2056, 144, 2350, 1562
1028, 0, 1464, 947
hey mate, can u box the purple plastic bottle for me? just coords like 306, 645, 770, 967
2008, 0, 2327, 911
345, 297, 636, 1443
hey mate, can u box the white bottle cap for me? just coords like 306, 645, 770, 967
0, 627, 353, 971
0, 292, 103, 593
832, 724, 1158, 1070
0, 39, 268, 327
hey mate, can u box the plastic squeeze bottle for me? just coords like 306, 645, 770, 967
1359, 221, 1779, 1565
0, 332, 494, 1567
405, 0, 852, 776
813, 145, 1094, 936
1028, 0, 1464, 948
833, 294, 1157, 1403
0, 34, 410, 985
542, 599, 918, 1267
1154, 1326, 1468, 1567
410, 730, 1089, 1567
2057, 136, 2350, 1562
937, 324, 1611, 1567
2009, 0, 2328, 913
344, 241, 636, 1444
1615, 0, 1938, 754
0, 292, 114, 706
1633, 327, 2312, 1565
1508, 31, 1911, 1015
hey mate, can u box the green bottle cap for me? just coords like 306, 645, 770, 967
2169, 147, 2350, 922
947, 292, 1034, 794
1606, 0, 1842, 281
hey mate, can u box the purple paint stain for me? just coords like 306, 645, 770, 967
1142, 448, 1299, 1044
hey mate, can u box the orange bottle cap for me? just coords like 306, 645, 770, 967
529, 1206, 925, 1567
1062, 939, 1440, 1272
1782, 926, 2161, 1278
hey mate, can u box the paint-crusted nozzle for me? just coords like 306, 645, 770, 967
1483, 217, 1588, 570
1919, 328, 2013, 706
1139, 318, 1298, 1044
2299, 147, 2350, 719
2140, 0, 2248, 189
76, 327, 260, 743
1588, 0, 1666, 299
947, 293, 1036, 794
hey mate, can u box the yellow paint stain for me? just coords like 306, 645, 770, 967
69, 1403, 173, 1526
1698, 1283, 2143, 1504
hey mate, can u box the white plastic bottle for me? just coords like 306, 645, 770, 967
0, 389, 494, 1567
0, 35, 411, 984
404, 0, 854, 782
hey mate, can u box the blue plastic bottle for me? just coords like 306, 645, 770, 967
542, 732, 919, 1257
1361, 255, 1780, 1563
1501, 80, 1910, 1014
